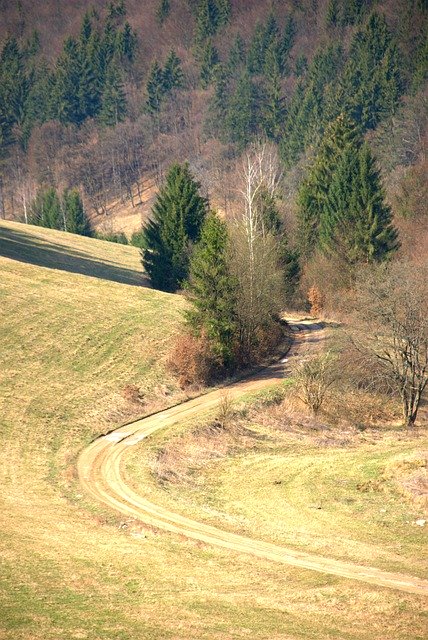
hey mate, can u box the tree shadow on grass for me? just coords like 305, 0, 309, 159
0, 226, 149, 287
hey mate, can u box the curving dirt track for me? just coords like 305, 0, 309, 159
78, 322, 428, 597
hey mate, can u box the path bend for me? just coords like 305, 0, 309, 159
77, 322, 428, 597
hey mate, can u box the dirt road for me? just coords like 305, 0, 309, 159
77, 322, 428, 597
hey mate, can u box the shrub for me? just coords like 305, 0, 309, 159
168, 331, 222, 387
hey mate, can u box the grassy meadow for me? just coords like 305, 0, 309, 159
0, 221, 427, 639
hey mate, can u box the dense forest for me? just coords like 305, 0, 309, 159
0, 0, 427, 336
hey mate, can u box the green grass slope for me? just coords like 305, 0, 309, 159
0, 221, 426, 640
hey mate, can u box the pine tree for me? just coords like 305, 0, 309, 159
156, 0, 171, 25
338, 12, 403, 130
279, 15, 296, 75
350, 143, 399, 263
21, 62, 56, 145
162, 50, 184, 92
247, 23, 265, 74
63, 189, 92, 235
142, 163, 208, 292
216, 0, 232, 28
195, 0, 219, 45
29, 187, 62, 229
53, 37, 83, 124
78, 50, 102, 119
99, 62, 127, 126
80, 12, 93, 48
116, 21, 137, 62
325, 0, 339, 27
279, 43, 344, 168
146, 60, 165, 113
186, 213, 237, 366
226, 70, 258, 148
227, 34, 246, 74
205, 65, 229, 138
200, 40, 219, 88
261, 44, 286, 141
296, 113, 360, 260
0, 36, 29, 135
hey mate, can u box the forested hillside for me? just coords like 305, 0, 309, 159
0, 0, 426, 249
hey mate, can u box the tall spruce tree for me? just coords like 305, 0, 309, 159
186, 214, 237, 366
163, 50, 184, 92
156, 0, 171, 25
99, 62, 127, 126
337, 12, 403, 130
142, 163, 208, 292
261, 44, 286, 141
226, 70, 258, 148
200, 40, 219, 88
296, 113, 360, 260
53, 37, 83, 124
63, 189, 92, 235
29, 187, 62, 229
320, 142, 399, 264
146, 60, 165, 113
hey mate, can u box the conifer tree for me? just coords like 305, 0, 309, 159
53, 37, 83, 124
320, 142, 399, 265
0, 36, 29, 135
337, 12, 402, 130
63, 189, 92, 235
227, 34, 246, 74
226, 71, 258, 148
279, 15, 296, 75
99, 62, 127, 126
200, 40, 219, 88
146, 60, 165, 113
216, 0, 232, 28
29, 187, 62, 229
296, 113, 360, 260
261, 44, 286, 141
116, 21, 137, 62
162, 50, 184, 92
156, 0, 171, 25
142, 163, 208, 292
186, 214, 237, 366
195, 0, 219, 45
205, 65, 229, 138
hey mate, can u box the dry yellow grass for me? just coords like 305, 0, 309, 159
0, 221, 427, 639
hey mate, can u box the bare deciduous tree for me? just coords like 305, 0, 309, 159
229, 142, 285, 362
350, 261, 428, 427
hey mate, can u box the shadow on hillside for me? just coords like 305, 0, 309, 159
0, 226, 148, 287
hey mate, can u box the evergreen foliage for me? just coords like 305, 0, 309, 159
156, 0, 171, 25
225, 71, 259, 148
142, 163, 208, 292
296, 113, 361, 260
337, 12, 403, 130
279, 44, 344, 168
63, 189, 92, 235
298, 113, 398, 267
29, 187, 62, 229
186, 214, 237, 365
199, 40, 219, 88
163, 50, 184, 92
261, 45, 286, 141
320, 142, 399, 264
99, 62, 127, 126
116, 22, 137, 62
145, 60, 165, 113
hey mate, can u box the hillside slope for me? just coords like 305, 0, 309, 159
0, 221, 427, 639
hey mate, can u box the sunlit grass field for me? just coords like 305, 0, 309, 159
0, 221, 427, 639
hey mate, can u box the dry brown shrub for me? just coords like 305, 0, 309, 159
168, 331, 220, 388
307, 285, 324, 316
